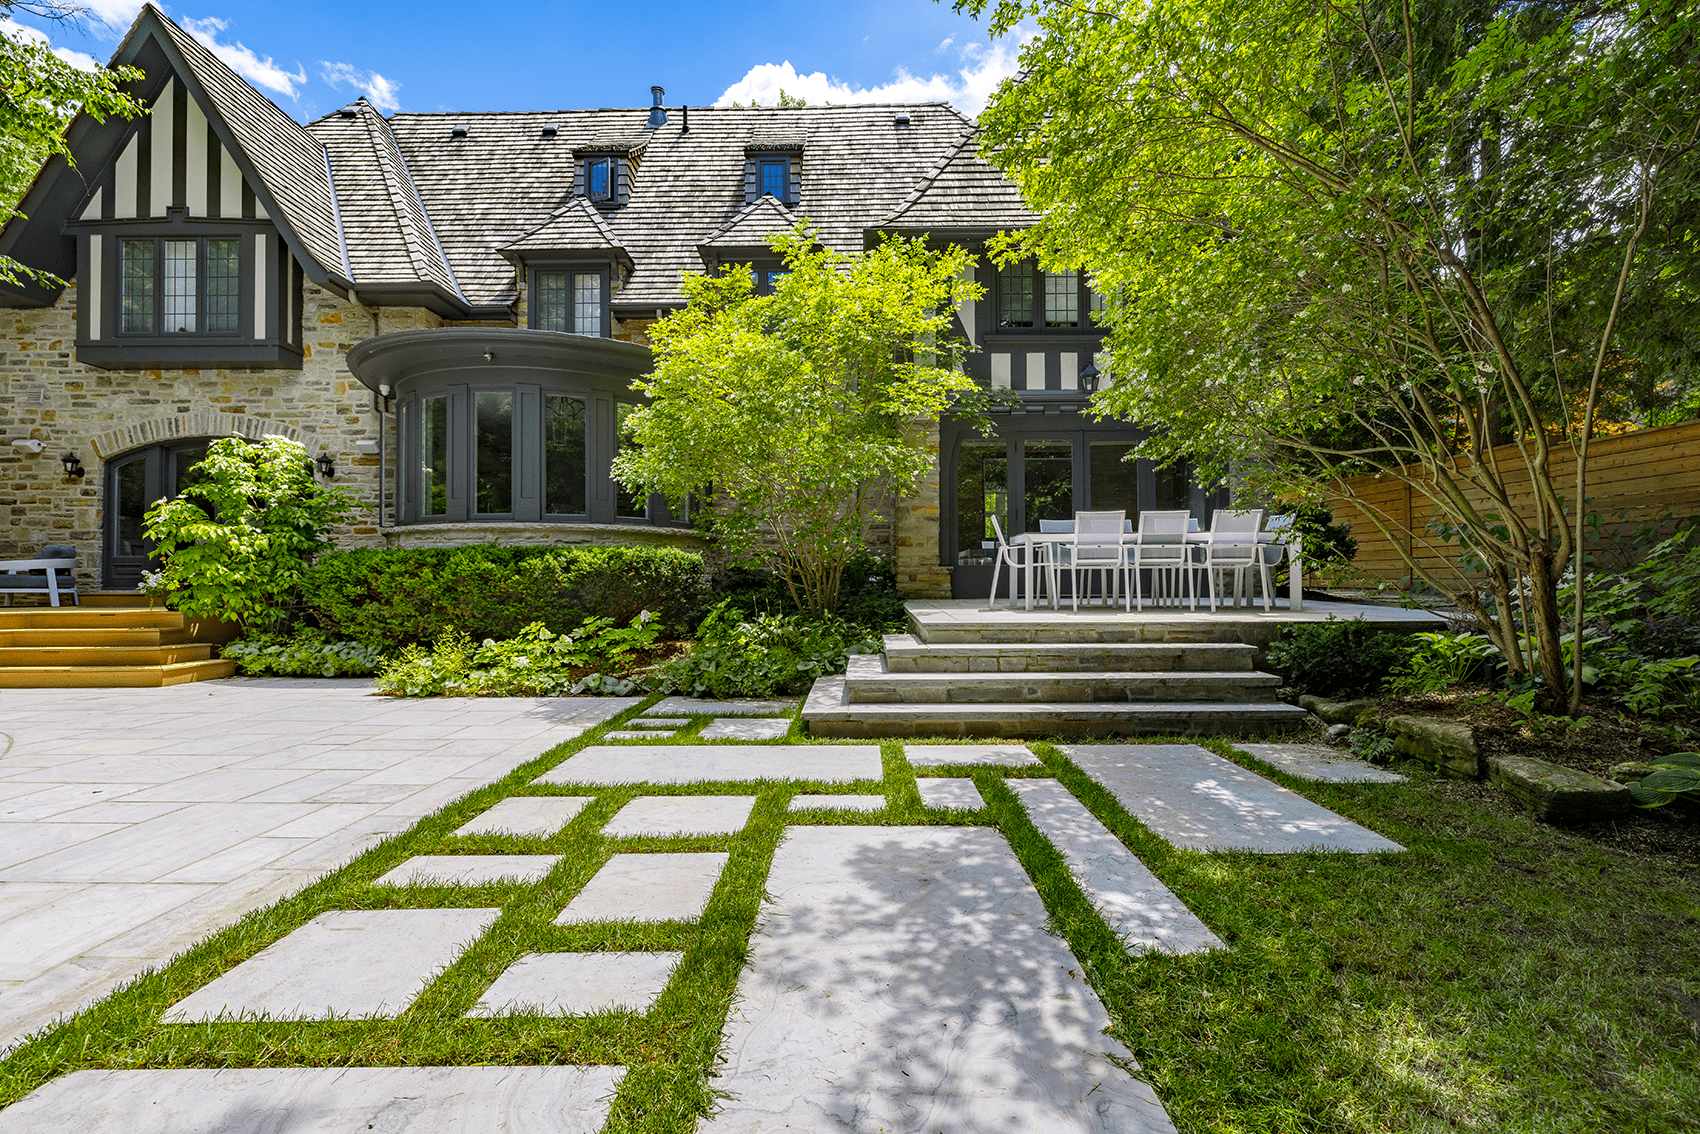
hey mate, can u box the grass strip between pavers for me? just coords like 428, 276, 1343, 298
2, 710, 1698, 1133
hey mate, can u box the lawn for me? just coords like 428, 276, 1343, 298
1, 701, 1695, 1133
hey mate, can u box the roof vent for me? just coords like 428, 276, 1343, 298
893, 112, 911, 128
540, 124, 558, 139
647, 85, 667, 129
337, 107, 357, 119
450, 125, 468, 140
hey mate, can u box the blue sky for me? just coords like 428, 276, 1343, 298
4, 0, 1026, 121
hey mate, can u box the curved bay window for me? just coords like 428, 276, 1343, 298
353, 328, 688, 529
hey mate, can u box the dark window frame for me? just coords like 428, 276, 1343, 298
116, 233, 244, 338
993, 258, 1104, 333
526, 262, 612, 337
744, 151, 797, 206
586, 157, 614, 203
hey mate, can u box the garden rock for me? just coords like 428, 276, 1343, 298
1299, 695, 1380, 724
1487, 756, 1631, 823
1609, 761, 1663, 783
1326, 723, 1352, 743
1385, 714, 1480, 778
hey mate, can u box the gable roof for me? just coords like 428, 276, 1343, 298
697, 194, 800, 263
879, 126, 1038, 234
500, 197, 631, 270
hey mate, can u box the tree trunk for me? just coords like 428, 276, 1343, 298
1525, 553, 1568, 711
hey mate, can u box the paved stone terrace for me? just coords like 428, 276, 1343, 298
0, 679, 635, 1050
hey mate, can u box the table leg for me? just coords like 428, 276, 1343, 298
1290, 536, 1305, 612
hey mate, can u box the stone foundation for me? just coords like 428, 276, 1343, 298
383, 521, 710, 552
894, 420, 950, 597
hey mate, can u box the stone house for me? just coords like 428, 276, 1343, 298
1, 5, 1221, 600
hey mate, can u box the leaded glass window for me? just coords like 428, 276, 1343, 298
573, 272, 601, 334
997, 261, 1034, 328
163, 240, 197, 332
1044, 269, 1079, 327
535, 271, 568, 332
544, 394, 587, 515
206, 239, 240, 333
120, 239, 155, 333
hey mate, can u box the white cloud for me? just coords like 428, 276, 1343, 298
78, 0, 147, 31
1, 16, 105, 70
181, 15, 306, 99
320, 61, 402, 113
716, 32, 1028, 117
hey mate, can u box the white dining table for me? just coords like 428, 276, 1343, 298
1006, 530, 1304, 612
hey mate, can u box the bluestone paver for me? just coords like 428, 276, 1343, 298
603, 730, 676, 741
539, 745, 883, 786
372, 855, 560, 887
554, 853, 728, 924
601, 796, 756, 837
454, 796, 592, 837
0, 1066, 624, 1133
647, 697, 797, 716
467, 952, 684, 1016
629, 718, 690, 729
1236, 743, 1408, 783
788, 794, 886, 813
1009, 780, 1222, 954
163, 908, 499, 1022
698, 826, 1177, 1133
1060, 744, 1404, 853
698, 718, 791, 741
916, 778, 985, 809
904, 743, 1042, 767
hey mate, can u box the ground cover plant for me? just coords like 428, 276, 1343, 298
221, 628, 386, 678
375, 615, 666, 697
2, 711, 1696, 1133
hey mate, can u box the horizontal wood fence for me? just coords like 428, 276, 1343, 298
1327, 418, 1700, 587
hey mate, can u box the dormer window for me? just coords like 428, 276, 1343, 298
760, 160, 786, 200
587, 159, 613, 203
743, 150, 799, 206
531, 266, 608, 336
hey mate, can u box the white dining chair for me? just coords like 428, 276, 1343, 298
1198, 508, 1266, 612
986, 514, 1042, 610
1068, 510, 1127, 612
1129, 510, 1192, 611
1249, 513, 1295, 611
1038, 519, 1074, 604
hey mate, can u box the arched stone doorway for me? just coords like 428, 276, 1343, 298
102, 438, 219, 590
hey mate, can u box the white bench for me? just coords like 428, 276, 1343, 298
0, 556, 80, 606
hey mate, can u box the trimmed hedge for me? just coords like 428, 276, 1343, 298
303, 544, 705, 651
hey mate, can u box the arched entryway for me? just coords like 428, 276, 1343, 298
103, 438, 217, 590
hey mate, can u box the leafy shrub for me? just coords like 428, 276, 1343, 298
1387, 631, 1502, 693
376, 615, 659, 697
144, 437, 353, 630
222, 628, 387, 677
304, 545, 705, 651
656, 601, 880, 699
1626, 752, 1700, 808
703, 551, 908, 635
1266, 617, 1414, 698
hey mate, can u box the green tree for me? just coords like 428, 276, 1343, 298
1, 5, 145, 285
613, 228, 983, 618
144, 437, 355, 630
963, 0, 1700, 712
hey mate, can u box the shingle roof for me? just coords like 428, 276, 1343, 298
314, 101, 461, 297
880, 126, 1038, 232
501, 197, 631, 268
385, 104, 973, 309
150, 10, 349, 282
699, 195, 800, 253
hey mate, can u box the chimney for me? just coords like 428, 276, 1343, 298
647, 86, 667, 129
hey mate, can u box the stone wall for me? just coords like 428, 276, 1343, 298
384, 521, 710, 552
894, 420, 950, 597
0, 280, 441, 589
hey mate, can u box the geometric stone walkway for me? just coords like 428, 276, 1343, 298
539, 745, 883, 786
0, 680, 637, 1052
453, 795, 592, 837
699, 825, 1178, 1133
468, 951, 684, 1016
1060, 744, 1405, 853
0, 1065, 625, 1132
553, 852, 729, 924
1009, 779, 1222, 954
916, 776, 986, 809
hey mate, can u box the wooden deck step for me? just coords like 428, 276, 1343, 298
0, 658, 236, 688
0, 643, 214, 667
0, 626, 193, 648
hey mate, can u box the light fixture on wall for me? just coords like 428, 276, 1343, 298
483, 351, 495, 362
1079, 361, 1101, 394
315, 453, 336, 478
60, 452, 85, 478
9, 438, 45, 454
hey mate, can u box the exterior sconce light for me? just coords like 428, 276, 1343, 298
483, 351, 495, 362
60, 452, 85, 478
315, 453, 336, 478
1079, 361, 1101, 394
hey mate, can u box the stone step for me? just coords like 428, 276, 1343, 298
844, 654, 1280, 704
0, 657, 236, 688
0, 643, 214, 667
0, 607, 185, 631
804, 675, 1310, 738
909, 610, 1287, 648
0, 626, 193, 647
881, 633, 1257, 673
